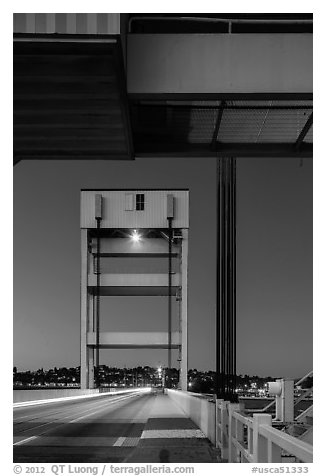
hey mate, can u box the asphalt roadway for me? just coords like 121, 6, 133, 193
14, 391, 155, 463
13, 391, 219, 463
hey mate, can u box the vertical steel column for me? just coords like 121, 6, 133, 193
167, 217, 173, 387
216, 157, 237, 402
180, 229, 188, 391
93, 193, 102, 389
216, 160, 221, 397
232, 159, 237, 396
95, 218, 101, 387
87, 290, 95, 388
80, 229, 89, 389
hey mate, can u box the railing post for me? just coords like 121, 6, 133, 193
220, 400, 229, 461
228, 402, 243, 462
267, 439, 283, 463
253, 413, 272, 463
235, 402, 245, 462
281, 379, 294, 423
215, 398, 224, 449
248, 423, 254, 459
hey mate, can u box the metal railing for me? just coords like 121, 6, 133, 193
167, 387, 313, 462
129, 16, 312, 34
296, 404, 313, 424
295, 370, 313, 388
257, 371, 313, 414
216, 400, 313, 463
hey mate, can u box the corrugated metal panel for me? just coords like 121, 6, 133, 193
131, 99, 313, 157
304, 124, 313, 143
13, 13, 120, 34
13, 38, 133, 162
81, 190, 189, 229
219, 108, 311, 143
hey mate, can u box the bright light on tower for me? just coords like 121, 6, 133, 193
131, 230, 141, 242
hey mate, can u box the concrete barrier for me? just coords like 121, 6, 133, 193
167, 389, 216, 444
13, 388, 111, 403
13, 387, 145, 404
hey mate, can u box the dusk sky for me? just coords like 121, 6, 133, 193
13, 156, 312, 378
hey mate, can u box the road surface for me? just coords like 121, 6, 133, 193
14, 391, 154, 463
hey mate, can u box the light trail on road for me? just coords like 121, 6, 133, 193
14, 390, 154, 463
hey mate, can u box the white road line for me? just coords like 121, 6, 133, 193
68, 393, 138, 423
13, 392, 142, 445
123, 437, 139, 447
16, 420, 56, 433
112, 394, 152, 450
14, 435, 37, 446
14, 396, 111, 422
113, 437, 126, 446
13, 389, 149, 408
15, 392, 140, 429
141, 429, 206, 439
14, 397, 113, 431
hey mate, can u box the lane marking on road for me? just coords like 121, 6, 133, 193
111, 394, 153, 451
113, 437, 126, 446
14, 435, 37, 446
13, 436, 142, 448
68, 393, 139, 423
123, 437, 139, 447
13, 393, 122, 422
14, 397, 122, 434
13, 393, 143, 444
14, 389, 150, 408
141, 429, 207, 439
15, 392, 141, 431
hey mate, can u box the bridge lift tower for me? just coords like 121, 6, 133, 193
80, 189, 189, 390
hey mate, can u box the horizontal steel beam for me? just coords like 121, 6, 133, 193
87, 331, 181, 348
88, 286, 178, 296
90, 237, 179, 255
129, 92, 313, 101
128, 35, 312, 94
88, 273, 180, 287
96, 252, 179, 258
135, 143, 313, 158
135, 103, 312, 111
14, 33, 118, 43
214, 142, 313, 158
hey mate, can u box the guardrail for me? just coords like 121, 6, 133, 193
296, 404, 313, 423
129, 16, 312, 34
167, 390, 313, 463
167, 389, 216, 444
217, 400, 313, 463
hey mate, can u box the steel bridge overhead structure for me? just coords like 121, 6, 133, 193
13, 15, 313, 404
80, 190, 189, 391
